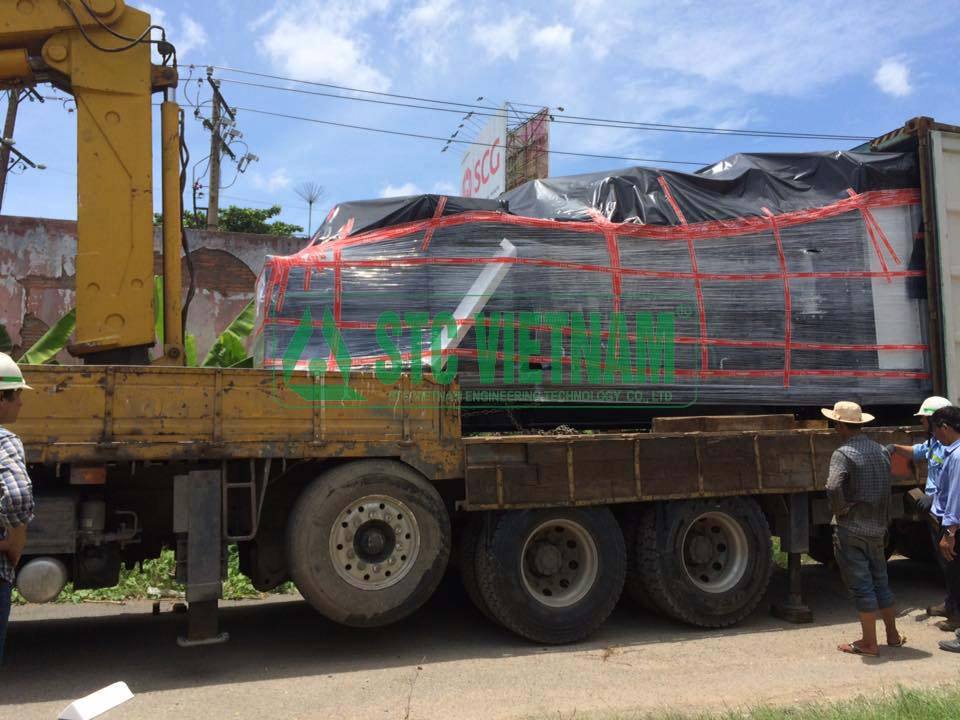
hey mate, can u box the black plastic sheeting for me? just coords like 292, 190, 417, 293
312, 151, 918, 239
313, 195, 504, 242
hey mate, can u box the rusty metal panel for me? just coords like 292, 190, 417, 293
637, 436, 699, 496
700, 436, 757, 493
572, 440, 634, 501
465, 466, 499, 506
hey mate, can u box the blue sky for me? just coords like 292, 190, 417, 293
5, 0, 959, 236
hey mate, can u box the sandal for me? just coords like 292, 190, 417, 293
888, 633, 907, 647
838, 641, 878, 656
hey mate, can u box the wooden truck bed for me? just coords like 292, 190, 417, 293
15, 366, 462, 480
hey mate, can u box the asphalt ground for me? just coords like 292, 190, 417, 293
4, 558, 960, 719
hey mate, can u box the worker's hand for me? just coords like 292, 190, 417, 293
940, 534, 957, 562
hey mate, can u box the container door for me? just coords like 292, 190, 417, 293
931, 129, 960, 402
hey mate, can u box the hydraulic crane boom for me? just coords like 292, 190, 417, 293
0, 0, 182, 364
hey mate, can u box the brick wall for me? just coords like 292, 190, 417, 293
0, 215, 303, 362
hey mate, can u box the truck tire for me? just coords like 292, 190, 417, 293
621, 510, 655, 611
287, 460, 451, 627
475, 507, 626, 644
636, 498, 772, 628
458, 513, 498, 622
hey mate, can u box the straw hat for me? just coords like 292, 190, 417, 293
821, 400, 874, 424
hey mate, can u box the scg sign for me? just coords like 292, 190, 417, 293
461, 138, 502, 198
459, 108, 507, 199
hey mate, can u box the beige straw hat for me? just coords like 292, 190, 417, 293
820, 400, 874, 424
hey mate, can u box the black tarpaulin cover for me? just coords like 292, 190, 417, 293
256, 149, 929, 413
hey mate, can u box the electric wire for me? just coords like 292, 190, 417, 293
207, 65, 874, 142
177, 101, 709, 166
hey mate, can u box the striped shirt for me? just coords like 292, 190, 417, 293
826, 433, 892, 538
0, 427, 34, 583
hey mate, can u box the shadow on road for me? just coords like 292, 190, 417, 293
2, 557, 945, 705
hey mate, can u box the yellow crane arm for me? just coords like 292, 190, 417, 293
0, 0, 182, 364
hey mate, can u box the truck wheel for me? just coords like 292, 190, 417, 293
636, 498, 772, 628
458, 513, 498, 622
287, 460, 451, 627
475, 507, 626, 644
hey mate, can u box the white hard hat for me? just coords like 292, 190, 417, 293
915, 396, 952, 416
0, 352, 31, 391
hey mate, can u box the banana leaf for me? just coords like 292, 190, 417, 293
202, 300, 255, 368
19, 308, 76, 365
185, 334, 198, 367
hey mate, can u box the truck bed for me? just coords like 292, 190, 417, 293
15, 366, 462, 480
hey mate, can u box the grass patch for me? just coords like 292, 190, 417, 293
771, 537, 815, 569
13, 545, 295, 605
548, 684, 960, 719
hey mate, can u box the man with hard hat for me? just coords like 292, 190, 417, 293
0, 352, 34, 662
889, 396, 955, 628
822, 400, 904, 656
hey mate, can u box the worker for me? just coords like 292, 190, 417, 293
930, 406, 960, 652
889, 396, 955, 628
0, 352, 34, 663
822, 400, 905, 656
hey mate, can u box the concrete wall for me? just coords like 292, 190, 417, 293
0, 215, 304, 362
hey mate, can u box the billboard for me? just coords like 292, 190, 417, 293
506, 108, 550, 192
460, 107, 507, 199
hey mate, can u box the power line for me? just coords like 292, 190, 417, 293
179, 101, 709, 167
207, 64, 874, 142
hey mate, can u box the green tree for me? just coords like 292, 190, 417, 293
154, 205, 303, 236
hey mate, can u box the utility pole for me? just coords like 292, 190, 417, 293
0, 89, 20, 212
203, 68, 236, 230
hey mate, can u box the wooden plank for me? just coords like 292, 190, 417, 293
700, 436, 757, 493
572, 440, 635, 501
652, 414, 796, 433
758, 434, 816, 490
637, 437, 699, 495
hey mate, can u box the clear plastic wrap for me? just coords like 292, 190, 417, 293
255, 152, 930, 412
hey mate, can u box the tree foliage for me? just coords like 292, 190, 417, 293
154, 205, 303, 236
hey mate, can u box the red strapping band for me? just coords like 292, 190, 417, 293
420, 195, 448, 252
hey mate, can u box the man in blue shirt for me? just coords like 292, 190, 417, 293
926, 406, 960, 653
889, 396, 954, 626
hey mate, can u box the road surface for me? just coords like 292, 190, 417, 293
4, 558, 960, 719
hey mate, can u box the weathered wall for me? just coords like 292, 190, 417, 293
0, 215, 303, 362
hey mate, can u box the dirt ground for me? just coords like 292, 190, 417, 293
5, 558, 960, 720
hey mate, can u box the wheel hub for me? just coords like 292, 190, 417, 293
520, 520, 599, 609
330, 495, 421, 590
531, 542, 563, 576
681, 511, 749, 594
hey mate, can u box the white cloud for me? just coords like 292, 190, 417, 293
432, 181, 457, 195
137, 3, 166, 25
874, 58, 912, 97
380, 182, 422, 197
568, 0, 938, 97
253, 168, 292, 193
257, 1, 391, 90
472, 16, 528, 61
399, 0, 461, 65
531, 24, 573, 52
177, 16, 208, 59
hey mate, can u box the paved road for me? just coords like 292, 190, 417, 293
5, 559, 960, 720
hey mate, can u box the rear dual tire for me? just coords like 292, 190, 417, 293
467, 507, 626, 645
